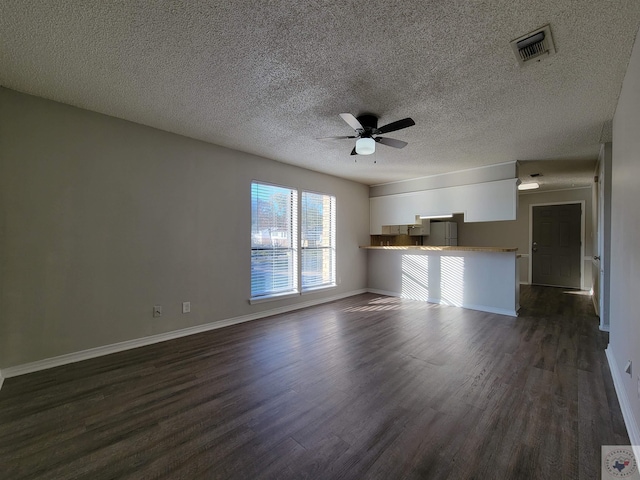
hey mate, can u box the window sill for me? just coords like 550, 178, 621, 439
249, 284, 337, 304
302, 284, 337, 295
249, 291, 300, 305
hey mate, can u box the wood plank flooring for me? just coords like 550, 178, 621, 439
0, 286, 629, 479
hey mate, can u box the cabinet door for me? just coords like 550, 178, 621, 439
370, 196, 421, 234
409, 219, 430, 236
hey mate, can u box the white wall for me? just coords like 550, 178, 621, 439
367, 249, 518, 316
0, 88, 370, 369
609, 28, 640, 444
458, 188, 593, 289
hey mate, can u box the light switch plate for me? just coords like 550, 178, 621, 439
153, 305, 162, 318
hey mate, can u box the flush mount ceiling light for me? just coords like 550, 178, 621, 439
355, 137, 375, 155
518, 182, 540, 191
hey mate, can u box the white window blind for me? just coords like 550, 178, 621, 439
251, 182, 298, 298
301, 192, 336, 290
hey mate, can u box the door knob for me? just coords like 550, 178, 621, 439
594, 255, 601, 260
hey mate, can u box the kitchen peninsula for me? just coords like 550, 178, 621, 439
362, 245, 519, 316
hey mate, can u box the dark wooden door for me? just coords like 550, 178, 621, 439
532, 204, 581, 288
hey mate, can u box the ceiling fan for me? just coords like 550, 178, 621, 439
322, 113, 416, 156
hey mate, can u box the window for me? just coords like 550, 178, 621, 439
251, 182, 298, 298
251, 183, 336, 301
301, 192, 336, 290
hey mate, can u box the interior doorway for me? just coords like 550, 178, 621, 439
531, 203, 582, 289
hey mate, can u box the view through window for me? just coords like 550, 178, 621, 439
301, 191, 336, 290
251, 182, 336, 300
251, 182, 298, 298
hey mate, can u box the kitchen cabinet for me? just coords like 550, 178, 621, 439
381, 225, 409, 235
369, 178, 517, 235
370, 196, 420, 234
409, 219, 430, 236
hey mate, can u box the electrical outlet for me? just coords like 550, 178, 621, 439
182, 301, 191, 314
153, 305, 162, 318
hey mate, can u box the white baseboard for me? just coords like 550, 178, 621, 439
366, 289, 517, 317
605, 347, 640, 446
367, 288, 400, 297
0, 289, 367, 386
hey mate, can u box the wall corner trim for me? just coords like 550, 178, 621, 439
0, 289, 367, 381
606, 347, 640, 445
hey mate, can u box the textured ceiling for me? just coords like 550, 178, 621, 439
1, 1, 639, 186
518, 158, 597, 192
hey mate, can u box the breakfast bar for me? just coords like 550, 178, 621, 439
362, 245, 519, 316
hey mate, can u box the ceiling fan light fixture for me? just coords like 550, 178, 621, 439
326, 113, 415, 156
356, 137, 375, 155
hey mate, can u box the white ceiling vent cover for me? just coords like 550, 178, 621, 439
510, 25, 556, 66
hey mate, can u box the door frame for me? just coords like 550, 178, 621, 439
528, 200, 586, 289
595, 142, 612, 331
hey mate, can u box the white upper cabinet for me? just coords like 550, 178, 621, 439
370, 178, 517, 234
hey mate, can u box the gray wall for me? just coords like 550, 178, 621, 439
458, 188, 593, 288
610, 27, 640, 442
0, 88, 370, 368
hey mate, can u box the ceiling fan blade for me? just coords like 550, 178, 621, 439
375, 137, 408, 149
339, 113, 364, 132
376, 117, 415, 135
317, 135, 358, 140
350, 147, 358, 155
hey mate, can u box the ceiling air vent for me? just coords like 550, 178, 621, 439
510, 25, 556, 66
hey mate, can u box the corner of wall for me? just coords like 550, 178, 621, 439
0, 370, 4, 393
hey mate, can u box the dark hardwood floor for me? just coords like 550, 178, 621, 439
0, 286, 629, 479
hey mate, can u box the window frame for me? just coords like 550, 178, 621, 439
300, 190, 337, 292
250, 181, 337, 303
250, 181, 299, 302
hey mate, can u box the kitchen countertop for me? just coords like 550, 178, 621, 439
360, 245, 518, 253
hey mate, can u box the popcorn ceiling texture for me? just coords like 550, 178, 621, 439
1, 0, 639, 186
